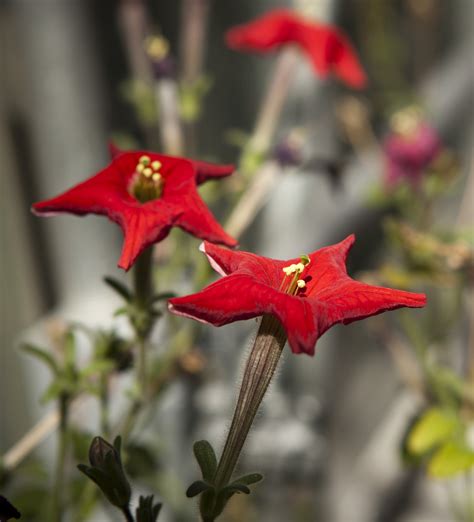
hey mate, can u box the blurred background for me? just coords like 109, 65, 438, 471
1, 0, 473, 521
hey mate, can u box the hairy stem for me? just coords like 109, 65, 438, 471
213, 315, 286, 489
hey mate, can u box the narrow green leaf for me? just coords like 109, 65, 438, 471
231, 473, 263, 486
428, 441, 474, 478
221, 483, 250, 495
150, 292, 177, 303
21, 344, 59, 374
407, 408, 461, 455
104, 276, 132, 302
193, 440, 217, 482
79, 360, 115, 378
186, 480, 213, 498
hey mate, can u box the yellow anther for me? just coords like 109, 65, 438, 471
143, 167, 153, 177
139, 155, 151, 166
145, 36, 169, 61
297, 279, 306, 289
295, 263, 305, 273
136, 163, 145, 173
151, 173, 162, 182
151, 160, 162, 171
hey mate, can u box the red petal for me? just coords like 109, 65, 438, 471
169, 274, 273, 325
192, 161, 235, 185
226, 9, 295, 52
297, 26, 367, 88
226, 9, 367, 89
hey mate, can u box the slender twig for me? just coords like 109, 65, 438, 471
224, 161, 282, 239
248, 47, 300, 155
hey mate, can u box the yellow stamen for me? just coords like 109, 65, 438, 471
145, 36, 169, 61
297, 280, 306, 289
139, 155, 151, 166
151, 160, 162, 171
143, 167, 153, 177
152, 173, 162, 182
136, 163, 145, 173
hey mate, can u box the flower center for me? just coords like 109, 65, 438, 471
280, 254, 310, 296
129, 155, 165, 203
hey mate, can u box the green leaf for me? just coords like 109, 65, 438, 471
151, 292, 177, 303
104, 276, 132, 302
186, 480, 213, 498
221, 483, 250, 495
79, 360, 115, 378
193, 440, 218, 482
41, 378, 68, 403
64, 330, 76, 370
136, 495, 162, 522
407, 408, 461, 455
21, 343, 59, 374
428, 441, 474, 478
231, 473, 263, 486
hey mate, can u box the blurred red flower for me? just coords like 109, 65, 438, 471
32, 152, 237, 271
169, 236, 426, 355
226, 9, 367, 88
384, 123, 442, 187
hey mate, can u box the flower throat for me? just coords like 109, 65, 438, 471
280, 254, 310, 295
130, 155, 164, 203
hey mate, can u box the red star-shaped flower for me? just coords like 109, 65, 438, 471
32, 151, 237, 271
226, 9, 367, 89
169, 236, 426, 355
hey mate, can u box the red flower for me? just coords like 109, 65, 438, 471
226, 9, 367, 89
32, 151, 237, 271
169, 236, 426, 355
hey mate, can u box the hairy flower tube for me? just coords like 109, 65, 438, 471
226, 9, 367, 89
32, 151, 237, 270
169, 235, 426, 355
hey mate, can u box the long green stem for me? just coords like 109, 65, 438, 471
100, 374, 110, 438
51, 395, 69, 522
132, 246, 154, 401
213, 315, 286, 489
121, 505, 134, 522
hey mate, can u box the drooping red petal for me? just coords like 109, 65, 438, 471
226, 9, 295, 52
226, 9, 367, 89
297, 26, 367, 88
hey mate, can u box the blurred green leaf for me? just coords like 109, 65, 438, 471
135, 495, 162, 522
407, 408, 461, 455
79, 360, 115, 379
104, 276, 132, 302
21, 344, 59, 375
428, 441, 474, 478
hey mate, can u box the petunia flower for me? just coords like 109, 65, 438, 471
32, 151, 237, 271
384, 122, 442, 187
169, 235, 426, 355
226, 9, 367, 89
